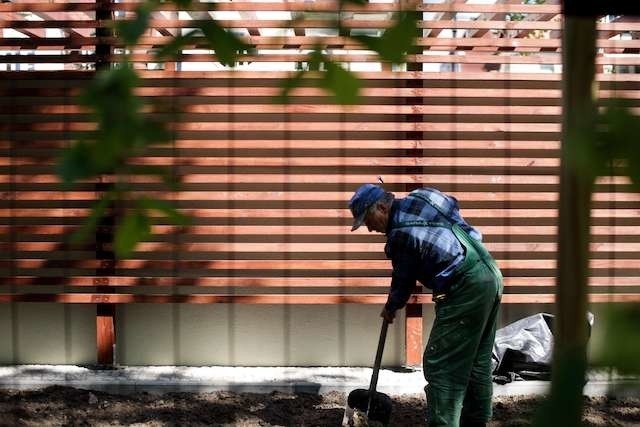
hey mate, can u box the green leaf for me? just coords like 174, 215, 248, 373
276, 70, 306, 103
137, 197, 191, 226
322, 60, 361, 104
339, 0, 368, 5
307, 48, 324, 72
171, 0, 193, 7
69, 191, 115, 246
79, 67, 143, 153
351, 34, 381, 55
591, 304, 640, 374
199, 21, 250, 67
354, 11, 418, 64
80, 66, 140, 118
57, 140, 95, 186
567, 131, 600, 185
62, 65, 173, 184
627, 142, 640, 190
115, 1, 155, 46
138, 119, 173, 147
155, 30, 198, 61
129, 165, 179, 189
279, 49, 360, 105
114, 209, 151, 258
598, 100, 640, 190
379, 11, 419, 64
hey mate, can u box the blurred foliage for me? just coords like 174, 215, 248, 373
58, 66, 169, 184
278, 47, 361, 104
566, 98, 640, 192
536, 304, 640, 425
533, 13, 640, 426
591, 304, 640, 374
352, 11, 419, 66
339, 0, 368, 6
156, 21, 253, 67
57, 64, 189, 258
58, 0, 418, 257
595, 100, 640, 188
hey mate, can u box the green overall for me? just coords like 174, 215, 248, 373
393, 203, 503, 426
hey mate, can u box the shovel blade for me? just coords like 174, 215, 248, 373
347, 388, 392, 425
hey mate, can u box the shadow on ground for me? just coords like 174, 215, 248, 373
1, 386, 638, 426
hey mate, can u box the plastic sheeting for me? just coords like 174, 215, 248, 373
492, 313, 554, 382
491, 312, 594, 383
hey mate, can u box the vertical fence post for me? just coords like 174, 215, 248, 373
403, 4, 424, 368
95, 0, 115, 367
404, 304, 423, 367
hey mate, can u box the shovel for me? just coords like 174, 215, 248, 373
343, 318, 393, 426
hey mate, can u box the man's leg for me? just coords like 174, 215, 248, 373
423, 271, 498, 426
423, 323, 467, 426
459, 291, 501, 425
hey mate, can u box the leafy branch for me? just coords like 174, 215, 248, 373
577, 100, 640, 377
59, 0, 419, 257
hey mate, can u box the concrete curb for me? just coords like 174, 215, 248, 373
0, 365, 637, 397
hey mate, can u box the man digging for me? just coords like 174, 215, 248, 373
349, 184, 503, 427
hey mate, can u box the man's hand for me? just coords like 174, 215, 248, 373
380, 308, 396, 324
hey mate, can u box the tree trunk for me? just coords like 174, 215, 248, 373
541, 12, 597, 427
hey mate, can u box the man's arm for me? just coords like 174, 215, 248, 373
381, 254, 419, 323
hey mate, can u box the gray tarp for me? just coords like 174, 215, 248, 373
492, 313, 554, 378
491, 312, 594, 383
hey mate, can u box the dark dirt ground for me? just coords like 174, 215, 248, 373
0, 386, 639, 426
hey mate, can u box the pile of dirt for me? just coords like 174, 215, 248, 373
0, 386, 638, 426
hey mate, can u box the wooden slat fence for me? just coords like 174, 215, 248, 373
1, 0, 639, 365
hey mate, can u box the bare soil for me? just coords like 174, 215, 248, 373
0, 386, 638, 426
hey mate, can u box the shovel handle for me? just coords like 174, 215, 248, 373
367, 318, 389, 413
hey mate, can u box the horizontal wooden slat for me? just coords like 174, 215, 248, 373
0, 293, 639, 304
14, 52, 640, 67
7, 37, 639, 52
2, 275, 638, 288
0, 2, 563, 14
5, 70, 640, 82
4, 19, 638, 32
9, 205, 636, 217
5, 190, 637, 203
3, 256, 640, 270
3, 223, 639, 236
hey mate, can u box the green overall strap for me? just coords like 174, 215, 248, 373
450, 223, 503, 281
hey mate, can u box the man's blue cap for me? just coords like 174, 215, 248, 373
348, 184, 385, 231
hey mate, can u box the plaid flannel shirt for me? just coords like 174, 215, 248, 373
384, 188, 482, 312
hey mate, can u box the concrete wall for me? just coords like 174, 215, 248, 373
0, 302, 601, 366
115, 304, 406, 366
0, 304, 95, 365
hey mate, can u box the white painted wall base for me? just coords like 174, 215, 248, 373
0, 303, 95, 365
0, 302, 599, 366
